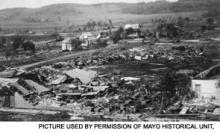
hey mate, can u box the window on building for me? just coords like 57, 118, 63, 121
216, 80, 220, 89
195, 84, 201, 98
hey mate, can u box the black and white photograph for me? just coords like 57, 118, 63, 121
0, 0, 220, 123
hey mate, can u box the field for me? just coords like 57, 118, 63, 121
0, 8, 206, 68
0, 12, 203, 33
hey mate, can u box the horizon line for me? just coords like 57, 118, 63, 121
0, 1, 177, 10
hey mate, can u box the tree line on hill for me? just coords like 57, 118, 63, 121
120, 0, 220, 15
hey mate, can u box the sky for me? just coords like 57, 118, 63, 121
0, 0, 178, 10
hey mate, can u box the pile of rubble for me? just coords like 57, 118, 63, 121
50, 44, 209, 71
0, 64, 192, 120
0, 44, 216, 121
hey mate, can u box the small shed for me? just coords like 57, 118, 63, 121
62, 38, 72, 51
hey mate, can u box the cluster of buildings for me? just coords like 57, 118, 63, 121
61, 24, 142, 51
61, 31, 103, 51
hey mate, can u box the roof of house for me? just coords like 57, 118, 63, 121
195, 63, 220, 79
62, 37, 72, 44
80, 32, 93, 38
124, 24, 141, 30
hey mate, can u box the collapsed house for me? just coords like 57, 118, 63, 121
0, 76, 49, 109
97, 30, 110, 39
64, 68, 97, 84
0, 69, 17, 78
0, 78, 33, 108
79, 32, 97, 49
167, 64, 220, 118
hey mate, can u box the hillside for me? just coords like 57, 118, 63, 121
0, 0, 219, 32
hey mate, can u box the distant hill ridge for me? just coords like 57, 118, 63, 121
0, 0, 219, 29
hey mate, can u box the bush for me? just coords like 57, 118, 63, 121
96, 39, 108, 48
71, 38, 81, 49
22, 41, 35, 51
111, 27, 123, 44
12, 36, 25, 49
125, 27, 135, 35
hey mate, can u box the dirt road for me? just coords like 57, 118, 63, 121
14, 41, 147, 71
16, 48, 104, 70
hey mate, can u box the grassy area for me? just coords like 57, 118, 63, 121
0, 11, 203, 33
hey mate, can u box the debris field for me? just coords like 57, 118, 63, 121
0, 40, 220, 121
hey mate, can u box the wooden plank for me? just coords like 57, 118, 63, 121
0, 108, 59, 115
156, 114, 200, 117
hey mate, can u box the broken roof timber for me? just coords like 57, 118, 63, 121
24, 80, 49, 93
65, 69, 97, 84
12, 82, 29, 95
57, 93, 82, 96
80, 85, 109, 92
195, 63, 220, 79
0, 70, 17, 78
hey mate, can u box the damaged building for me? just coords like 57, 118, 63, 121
192, 64, 220, 103
79, 32, 97, 49
0, 78, 33, 108
0, 76, 49, 109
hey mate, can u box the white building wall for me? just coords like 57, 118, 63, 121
67, 44, 72, 51
62, 43, 67, 51
191, 79, 220, 100
124, 24, 140, 30
62, 38, 73, 51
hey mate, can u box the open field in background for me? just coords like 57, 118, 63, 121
2, 0, 219, 33
0, 11, 204, 33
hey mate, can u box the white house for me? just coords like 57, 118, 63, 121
62, 38, 72, 51
124, 24, 141, 30
191, 79, 220, 99
191, 64, 220, 102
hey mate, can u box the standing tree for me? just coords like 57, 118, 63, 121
71, 38, 81, 49
109, 19, 113, 28
86, 21, 92, 31
111, 27, 123, 44
22, 40, 36, 52
0, 37, 6, 48
158, 70, 176, 113
12, 36, 25, 50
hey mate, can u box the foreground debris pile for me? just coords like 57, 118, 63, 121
0, 43, 219, 121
